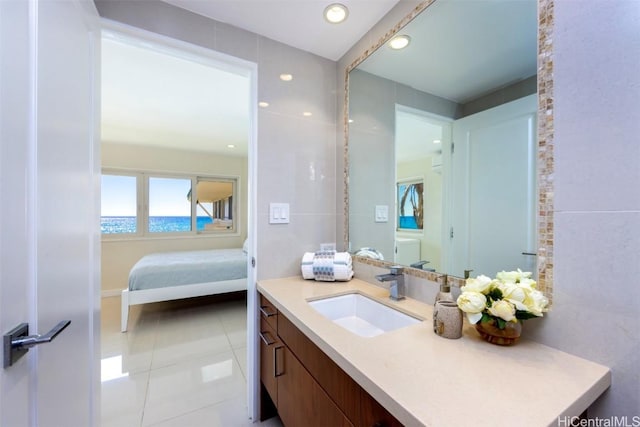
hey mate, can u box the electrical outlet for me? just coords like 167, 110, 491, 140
320, 243, 336, 251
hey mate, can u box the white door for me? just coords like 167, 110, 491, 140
0, 1, 100, 426
450, 94, 537, 278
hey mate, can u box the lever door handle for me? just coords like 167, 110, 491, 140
3, 320, 71, 368
12, 320, 71, 348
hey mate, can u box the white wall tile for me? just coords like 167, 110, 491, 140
554, 1, 640, 212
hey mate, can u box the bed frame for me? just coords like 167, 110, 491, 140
121, 278, 246, 332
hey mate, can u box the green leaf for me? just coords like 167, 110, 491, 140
515, 310, 538, 320
487, 288, 503, 302
496, 317, 507, 330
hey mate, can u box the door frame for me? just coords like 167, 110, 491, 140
99, 19, 260, 420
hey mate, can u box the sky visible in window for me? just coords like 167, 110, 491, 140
102, 175, 194, 217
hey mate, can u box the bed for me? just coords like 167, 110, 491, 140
121, 248, 247, 332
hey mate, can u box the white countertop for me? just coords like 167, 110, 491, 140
257, 277, 611, 427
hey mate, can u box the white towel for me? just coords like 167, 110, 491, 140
355, 248, 384, 260
301, 252, 315, 279
300, 251, 353, 282
334, 264, 354, 281
312, 250, 336, 281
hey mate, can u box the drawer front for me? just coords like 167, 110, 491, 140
278, 312, 361, 425
277, 345, 353, 427
259, 293, 278, 331
259, 317, 281, 406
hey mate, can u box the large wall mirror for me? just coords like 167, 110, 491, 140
345, 0, 554, 296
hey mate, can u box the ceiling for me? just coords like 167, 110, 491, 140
358, 0, 538, 162
358, 0, 538, 103
161, 0, 400, 61
102, 0, 400, 155
102, 33, 251, 156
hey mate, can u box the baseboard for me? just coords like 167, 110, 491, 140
101, 289, 122, 298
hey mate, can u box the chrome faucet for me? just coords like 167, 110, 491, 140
375, 266, 406, 301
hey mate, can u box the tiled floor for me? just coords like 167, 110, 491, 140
101, 294, 283, 427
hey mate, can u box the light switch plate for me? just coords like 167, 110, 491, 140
269, 203, 290, 224
375, 205, 389, 223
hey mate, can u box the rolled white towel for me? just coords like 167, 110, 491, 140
301, 252, 315, 279
301, 250, 354, 282
334, 251, 352, 266
334, 264, 354, 281
313, 250, 336, 281
355, 248, 384, 260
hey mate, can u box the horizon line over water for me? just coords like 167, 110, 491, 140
101, 216, 216, 233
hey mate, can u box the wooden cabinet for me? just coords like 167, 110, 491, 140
259, 291, 402, 427
277, 345, 352, 427
259, 317, 280, 407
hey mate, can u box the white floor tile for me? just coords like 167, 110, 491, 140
142, 351, 246, 426
233, 346, 248, 381
101, 370, 149, 427
101, 294, 261, 427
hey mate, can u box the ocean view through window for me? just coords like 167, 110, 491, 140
101, 170, 238, 236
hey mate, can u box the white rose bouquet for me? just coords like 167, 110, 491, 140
456, 269, 549, 330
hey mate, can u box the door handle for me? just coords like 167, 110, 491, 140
259, 305, 277, 318
3, 320, 71, 368
259, 330, 276, 346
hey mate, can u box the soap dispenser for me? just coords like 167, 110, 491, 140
435, 274, 454, 304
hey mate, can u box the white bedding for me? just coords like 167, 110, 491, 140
128, 248, 247, 291
121, 248, 248, 332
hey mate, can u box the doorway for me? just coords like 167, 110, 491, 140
394, 106, 452, 273
99, 22, 258, 425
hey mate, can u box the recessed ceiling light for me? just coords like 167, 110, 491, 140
348, 119, 354, 123
280, 73, 293, 82
227, 144, 235, 149
303, 111, 313, 117
324, 3, 348, 24
388, 35, 411, 50
258, 101, 269, 108
433, 139, 441, 144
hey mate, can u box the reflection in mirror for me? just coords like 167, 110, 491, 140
347, 0, 538, 279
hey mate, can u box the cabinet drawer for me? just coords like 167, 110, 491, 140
259, 317, 281, 407
259, 293, 278, 331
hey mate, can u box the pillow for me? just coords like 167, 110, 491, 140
242, 238, 248, 254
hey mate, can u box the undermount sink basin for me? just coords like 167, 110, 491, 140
308, 293, 421, 337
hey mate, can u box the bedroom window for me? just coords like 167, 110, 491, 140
148, 177, 192, 233
101, 174, 138, 234
101, 171, 238, 237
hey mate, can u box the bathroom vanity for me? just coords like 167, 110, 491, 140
258, 277, 611, 427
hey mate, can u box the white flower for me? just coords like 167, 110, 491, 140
488, 300, 516, 322
461, 275, 493, 294
518, 277, 537, 290
498, 282, 528, 311
523, 289, 549, 317
496, 269, 532, 283
456, 291, 487, 324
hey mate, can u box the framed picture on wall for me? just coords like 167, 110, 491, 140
397, 179, 424, 230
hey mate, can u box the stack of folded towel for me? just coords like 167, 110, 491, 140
301, 250, 353, 282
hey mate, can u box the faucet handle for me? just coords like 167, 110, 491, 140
390, 265, 404, 275
464, 269, 474, 279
